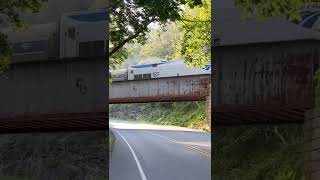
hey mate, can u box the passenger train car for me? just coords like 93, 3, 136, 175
111, 60, 211, 81
1, 9, 107, 63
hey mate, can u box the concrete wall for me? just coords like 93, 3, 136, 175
0, 58, 107, 117
109, 75, 210, 103
214, 41, 320, 108
214, 40, 320, 125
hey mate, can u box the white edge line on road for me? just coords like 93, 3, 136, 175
112, 129, 148, 180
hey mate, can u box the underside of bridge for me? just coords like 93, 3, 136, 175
0, 57, 107, 134
214, 105, 311, 126
0, 112, 108, 133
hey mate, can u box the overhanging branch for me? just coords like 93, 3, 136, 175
109, 30, 143, 57
109, 17, 156, 57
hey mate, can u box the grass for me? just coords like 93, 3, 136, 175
109, 130, 115, 158
213, 125, 304, 180
0, 131, 108, 180
109, 102, 209, 131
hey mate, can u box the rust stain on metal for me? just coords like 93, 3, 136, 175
109, 75, 210, 104
218, 52, 314, 107
214, 105, 310, 126
215, 48, 318, 124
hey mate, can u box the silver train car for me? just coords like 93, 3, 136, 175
111, 60, 211, 81
1, 9, 108, 63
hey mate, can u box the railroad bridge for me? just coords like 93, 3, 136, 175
0, 57, 108, 133
109, 74, 212, 128
213, 0, 320, 179
213, 0, 320, 124
109, 75, 210, 103
0, 9, 109, 133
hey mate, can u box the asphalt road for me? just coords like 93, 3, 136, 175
109, 120, 211, 180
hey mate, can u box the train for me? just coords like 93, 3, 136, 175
294, 9, 320, 31
1, 9, 108, 63
111, 60, 211, 81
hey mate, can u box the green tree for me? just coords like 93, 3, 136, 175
139, 23, 183, 60
0, 33, 11, 74
109, 0, 320, 69
235, 0, 320, 21
179, 0, 211, 67
108, 0, 203, 68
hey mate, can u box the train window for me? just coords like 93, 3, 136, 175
130, 70, 134, 74
204, 65, 211, 70
134, 74, 143, 80
142, 74, 151, 79
12, 40, 46, 54
79, 41, 105, 57
303, 13, 320, 28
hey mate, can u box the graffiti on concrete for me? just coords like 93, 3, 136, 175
218, 51, 314, 107
76, 77, 88, 95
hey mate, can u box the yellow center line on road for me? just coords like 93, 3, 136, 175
145, 130, 211, 158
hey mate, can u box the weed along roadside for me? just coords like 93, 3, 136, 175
109, 130, 115, 157
0, 132, 108, 179
109, 102, 210, 131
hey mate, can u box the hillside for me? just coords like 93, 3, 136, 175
213, 125, 303, 180
109, 102, 209, 131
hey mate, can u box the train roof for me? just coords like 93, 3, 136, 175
62, 9, 108, 22
213, 0, 320, 46
130, 60, 175, 68
129, 60, 212, 69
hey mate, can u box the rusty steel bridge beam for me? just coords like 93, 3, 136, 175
0, 112, 107, 134
109, 75, 211, 104
213, 105, 311, 126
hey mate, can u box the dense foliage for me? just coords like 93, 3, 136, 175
109, 0, 209, 68
108, 0, 320, 69
213, 126, 304, 180
109, 102, 209, 130
139, 23, 183, 60
0, 33, 11, 74
109, 0, 183, 68
179, 0, 211, 66
235, 0, 320, 21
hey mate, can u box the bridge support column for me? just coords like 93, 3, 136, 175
206, 93, 211, 130
304, 109, 320, 180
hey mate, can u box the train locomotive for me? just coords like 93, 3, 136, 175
111, 60, 211, 81
1, 9, 108, 63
